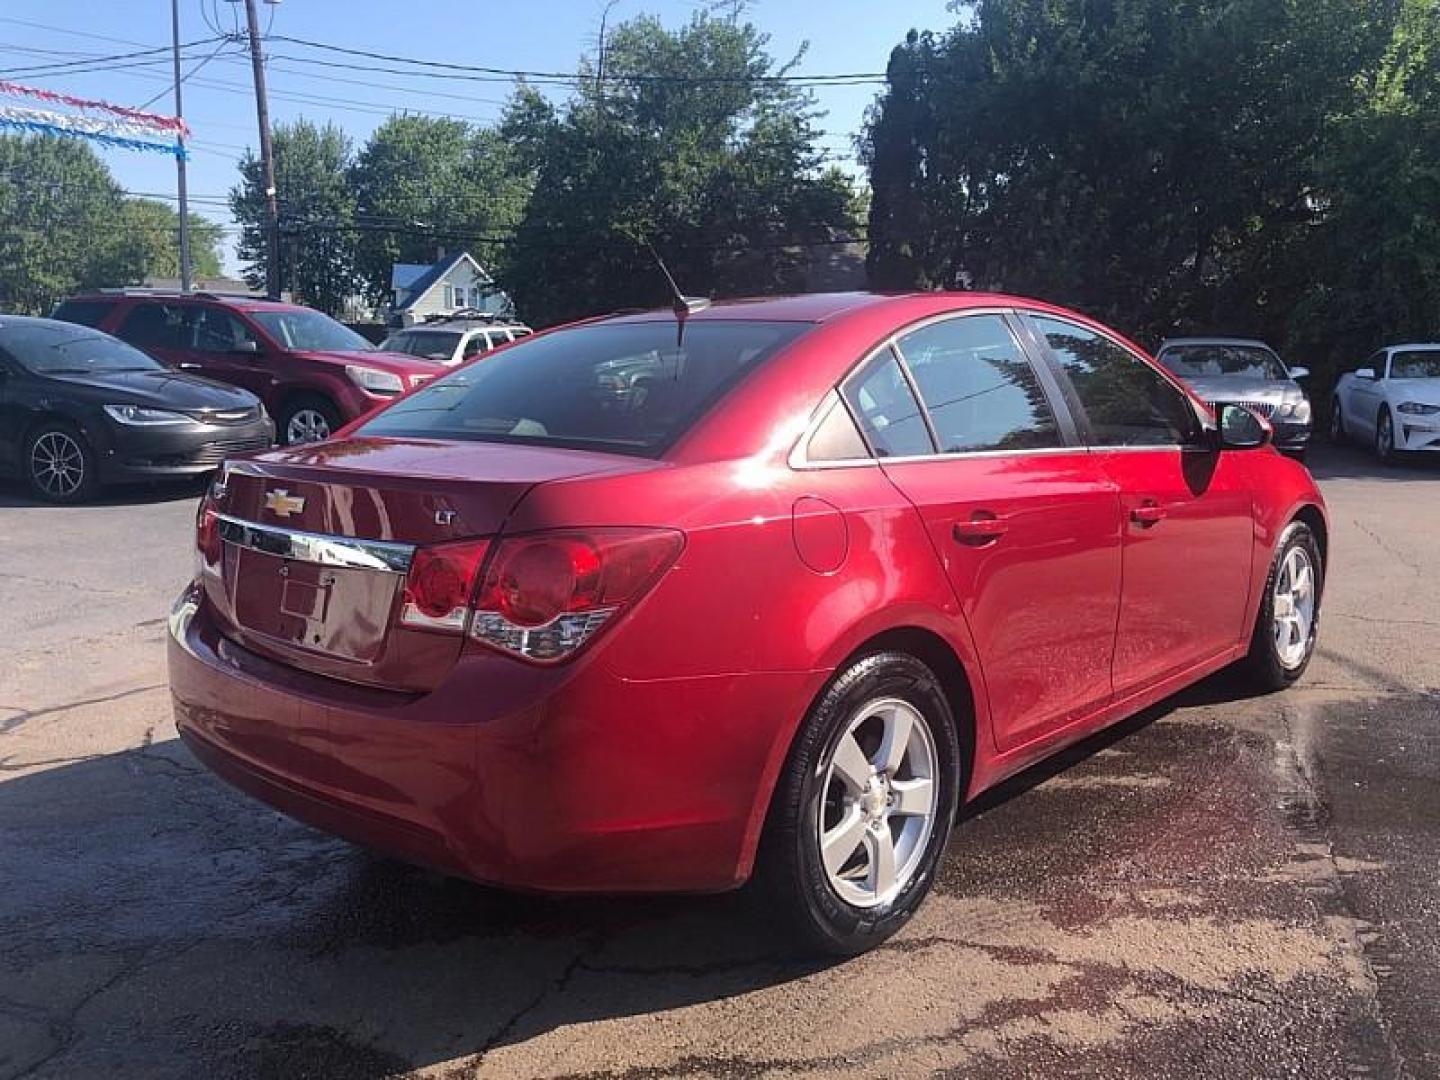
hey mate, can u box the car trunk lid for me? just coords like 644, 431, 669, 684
203, 435, 656, 691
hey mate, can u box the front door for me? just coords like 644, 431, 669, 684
844, 312, 1123, 753
183, 306, 274, 401
1348, 351, 1388, 439
1027, 315, 1255, 695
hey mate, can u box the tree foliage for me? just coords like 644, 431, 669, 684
231, 119, 356, 315
864, 0, 1409, 386
503, 11, 860, 326
0, 135, 222, 313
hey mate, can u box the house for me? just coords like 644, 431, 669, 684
390, 251, 513, 326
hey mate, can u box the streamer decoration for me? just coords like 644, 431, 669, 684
0, 80, 188, 158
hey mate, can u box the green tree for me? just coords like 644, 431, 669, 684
503, 11, 860, 327
231, 119, 356, 314
0, 135, 131, 312
112, 198, 224, 281
863, 1, 1393, 348
347, 114, 532, 306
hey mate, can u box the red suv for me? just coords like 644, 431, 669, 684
54, 291, 444, 445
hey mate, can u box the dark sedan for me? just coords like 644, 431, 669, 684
0, 316, 273, 503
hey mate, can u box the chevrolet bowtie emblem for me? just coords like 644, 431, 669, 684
263, 489, 305, 518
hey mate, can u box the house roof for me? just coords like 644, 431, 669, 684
390, 264, 428, 290
393, 251, 492, 312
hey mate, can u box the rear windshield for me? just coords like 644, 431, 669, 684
359, 320, 808, 456
0, 321, 163, 375
1159, 344, 1287, 381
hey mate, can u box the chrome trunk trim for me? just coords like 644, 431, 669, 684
215, 514, 414, 573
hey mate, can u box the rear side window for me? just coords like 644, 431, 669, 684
360, 320, 808, 456
51, 300, 116, 328
1034, 317, 1198, 447
841, 348, 935, 458
116, 302, 186, 349
897, 314, 1062, 453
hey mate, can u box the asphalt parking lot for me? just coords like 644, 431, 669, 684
2, 446, 1438, 1080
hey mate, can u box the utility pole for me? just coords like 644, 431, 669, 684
242, 0, 280, 300
170, 0, 192, 291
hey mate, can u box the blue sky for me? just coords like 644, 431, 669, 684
1, 1, 951, 273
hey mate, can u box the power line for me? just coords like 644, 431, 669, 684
0, 37, 224, 78
267, 34, 888, 87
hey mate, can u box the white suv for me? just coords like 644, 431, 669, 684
380, 320, 533, 367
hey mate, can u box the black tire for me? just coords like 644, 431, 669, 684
755, 651, 962, 957
25, 421, 98, 504
1328, 400, 1345, 446
277, 395, 342, 446
1376, 406, 1397, 463
1242, 521, 1323, 690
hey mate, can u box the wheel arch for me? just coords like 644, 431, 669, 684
1292, 503, 1329, 577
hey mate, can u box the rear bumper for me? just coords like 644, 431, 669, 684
166, 585, 813, 893
97, 418, 274, 481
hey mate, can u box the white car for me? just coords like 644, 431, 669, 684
380, 321, 533, 367
1332, 344, 1440, 460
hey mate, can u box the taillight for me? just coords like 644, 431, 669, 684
195, 502, 221, 572
469, 528, 683, 662
400, 539, 490, 633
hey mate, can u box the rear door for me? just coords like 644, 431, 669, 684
848, 311, 1123, 753
113, 301, 190, 370
1024, 314, 1255, 695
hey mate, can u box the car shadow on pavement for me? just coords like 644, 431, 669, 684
0, 475, 209, 509
1306, 443, 1440, 482
0, 664, 1273, 1077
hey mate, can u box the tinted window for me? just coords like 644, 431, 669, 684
116, 302, 186, 349
1391, 349, 1440, 379
841, 348, 935, 458
1159, 344, 1288, 381
898, 315, 1061, 453
360, 320, 807, 456
461, 334, 487, 358
805, 397, 869, 462
1035, 317, 1197, 447
51, 300, 116, 328
190, 308, 257, 353
0, 321, 161, 375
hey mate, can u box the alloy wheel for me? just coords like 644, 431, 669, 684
30, 431, 85, 499
815, 697, 939, 909
1272, 545, 1317, 670
1378, 411, 1394, 459
286, 409, 331, 445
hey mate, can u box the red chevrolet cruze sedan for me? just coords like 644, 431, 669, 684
168, 292, 1327, 954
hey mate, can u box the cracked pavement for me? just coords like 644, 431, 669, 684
1, 446, 1438, 1079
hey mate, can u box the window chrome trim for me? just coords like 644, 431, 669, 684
791, 306, 1085, 470
215, 514, 415, 573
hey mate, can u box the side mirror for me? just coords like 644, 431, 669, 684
1355, 367, 1377, 380
1217, 403, 1273, 450
1288, 366, 1310, 380
232, 339, 259, 355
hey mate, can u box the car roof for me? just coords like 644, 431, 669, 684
1158, 337, 1273, 350
0, 314, 105, 335
598, 291, 1085, 326
69, 290, 312, 315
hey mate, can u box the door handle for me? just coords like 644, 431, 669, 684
1130, 501, 1166, 527
177, 362, 201, 370
953, 513, 1008, 546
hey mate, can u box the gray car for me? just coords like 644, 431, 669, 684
1155, 337, 1312, 459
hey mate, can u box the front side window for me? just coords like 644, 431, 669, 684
841, 347, 935, 458
189, 308, 257, 353
1034, 317, 1198, 447
898, 314, 1062, 453
1391, 349, 1440, 380
360, 319, 807, 456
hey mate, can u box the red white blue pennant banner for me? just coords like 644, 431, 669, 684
0, 80, 188, 158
